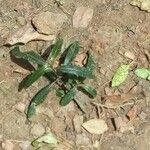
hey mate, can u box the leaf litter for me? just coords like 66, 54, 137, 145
5, 23, 55, 45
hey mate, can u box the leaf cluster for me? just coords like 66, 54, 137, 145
11, 39, 97, 119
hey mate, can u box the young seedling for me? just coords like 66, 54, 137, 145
11, 39, 97, 119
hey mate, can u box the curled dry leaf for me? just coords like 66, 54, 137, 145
5, 23, 55, 45
82, 119, 108, 134
73, 7, 93, 28
2, 140, 14, 150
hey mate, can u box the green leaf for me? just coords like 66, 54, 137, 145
56, 89, 65, 97
111, 65, 130, 87
79, 84, 97, 98
21, 64, 52, 89
86, 52, 95, 73
27, 103, 36, 119
49, 38, 63, 62
11, 46, 46, 65
60, 88, 76, 106
58, 65, 94, 79
32, 132, 57, 149
27, 83, 53, 118
64, 41, 80, 65
135, 68, 150, 80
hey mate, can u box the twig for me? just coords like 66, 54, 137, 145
98, 134, 104, 150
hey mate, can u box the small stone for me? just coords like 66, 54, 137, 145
73, 115, 84, 132
30, 123, 45, 136
17, 16, 26, 26
124, 51, 135, 60
32, 11, 68, 35
73, 7, 93, 28
76, 133, 90, 147
19, 141, 31, 150
15, 102, 26, 113
138, 111, 147, 121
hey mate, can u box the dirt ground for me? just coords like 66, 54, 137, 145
0, 0, 150, 150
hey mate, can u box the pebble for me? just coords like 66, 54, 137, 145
32, 11, 68, 35
73, 7, 93, 28
124, 51, 135, 60
73, 115, 84, 132
19, 141, 31, 150
30, 123, 45, 136
138, 111, 147, 121
15, 102, 26, 113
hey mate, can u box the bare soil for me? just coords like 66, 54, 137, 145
0, 0, 150, 150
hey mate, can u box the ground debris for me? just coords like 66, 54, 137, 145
82, 119, 108, 134
73, 7, 93, 28
5, 23, 55, 45
32, 11, 68, 35
2, 140, 14, 150
130, 0, 150, 12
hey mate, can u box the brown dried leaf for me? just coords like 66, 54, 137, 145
5, 23, 55, 45
82, 119, 108, 134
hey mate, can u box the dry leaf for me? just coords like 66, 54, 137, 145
73, 7, 93, 28
82, 119, 108, 134
104, 93, 137, 107
5, 23, 55, 45
2, 140, 14, 150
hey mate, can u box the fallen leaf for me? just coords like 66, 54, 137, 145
111, 65, 130, 87
32, 132, 57, 149
135, 68, 150, 80
2, 140, 14, 150
82, 119, 108, 134
130, 0, 150, 12
104, 93, 136, 107
73, 7, 93, 28
5, 23, 55, 45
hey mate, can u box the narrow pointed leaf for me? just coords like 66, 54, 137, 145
49, 38, 63, 61
64, 41, 80, 65
60, 88, 76, 106
11, 46, 46, 65
21, 64, 52, 89
58, 65, 93, 79
27, 103, 36, 119
111, 65, 130, 87
79, 84, 97, 98
86, 52, 95, 72
27, 84, 52, 118
135, 68, 150, 80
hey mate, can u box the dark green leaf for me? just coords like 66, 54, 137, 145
64, 41, 80, 65
58, 65, 94, 79
86, 52, 95, 73
49, 38, 63, 62
31, 84, 52, 105
27, 83, 53, 118
27, 103, 36, 119
60, 88, 76, 106
79, 84, 97, 98
21, 64, 52, 89
11, 46, 46, 65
